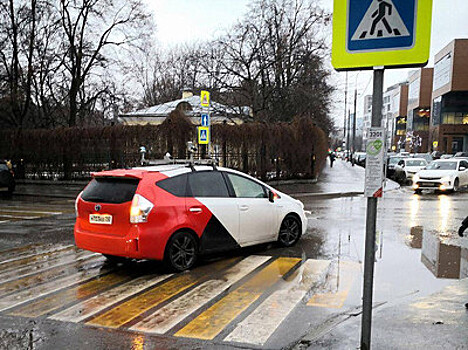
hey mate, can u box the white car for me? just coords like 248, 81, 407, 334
394, 158, 428, 184
412, 159, 468, 193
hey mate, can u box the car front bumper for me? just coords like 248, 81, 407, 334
413, 180, 453, 191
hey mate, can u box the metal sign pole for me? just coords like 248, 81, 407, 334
360, 68, 384, 350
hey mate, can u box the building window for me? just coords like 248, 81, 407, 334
442, 112, 468, 125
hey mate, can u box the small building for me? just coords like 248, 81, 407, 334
118, 91, 250, 126
430, 39, 468, 154
406, 68, 434, 152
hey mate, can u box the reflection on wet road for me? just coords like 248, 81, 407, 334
0, 244, 359, 348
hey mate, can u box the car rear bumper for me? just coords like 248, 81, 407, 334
74, 224, 166, 260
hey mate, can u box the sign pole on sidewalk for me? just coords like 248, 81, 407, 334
360, 68, 384, 350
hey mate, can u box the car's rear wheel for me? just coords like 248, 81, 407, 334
278, 215, 301, 247
103, 254, 128, 264
164, 231, 198, 272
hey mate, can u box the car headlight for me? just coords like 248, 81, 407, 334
441, 176, 451, 183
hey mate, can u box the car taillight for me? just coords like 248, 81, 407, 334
130, 194, 154, 224
75, 191, 83, 216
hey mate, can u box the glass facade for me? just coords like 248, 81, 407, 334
434, 91, 468, 125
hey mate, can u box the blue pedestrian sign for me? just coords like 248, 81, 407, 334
332, 0, 433, 70
201, 113, 210, 127
347, 0, 414, 53
198, 126, 210, 145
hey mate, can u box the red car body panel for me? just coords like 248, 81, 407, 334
75, 169, 214, 261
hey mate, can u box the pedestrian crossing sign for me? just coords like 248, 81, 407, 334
198, 126, 210, 144
200, 90, 210, 107
332, 0, 433, 70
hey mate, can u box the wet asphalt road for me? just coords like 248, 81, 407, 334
0, 180, 467, 350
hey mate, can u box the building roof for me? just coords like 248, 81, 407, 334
118, 95, 250, 125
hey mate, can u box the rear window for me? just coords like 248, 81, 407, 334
81, 177, 139, 203
156, 174, 187, 197
0, 164, 8, 171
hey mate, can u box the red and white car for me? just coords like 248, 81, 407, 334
74, 164, 307, 271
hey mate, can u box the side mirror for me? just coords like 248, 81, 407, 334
268, 190, 275, 203
460, 167, 467, 171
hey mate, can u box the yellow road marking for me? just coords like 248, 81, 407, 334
0, 254, 101, 297
307, 261, 360, 309
86, 258, 236, 329
0, 246, 77, 271
8, 273, 130, 317
175, 257, 300, 340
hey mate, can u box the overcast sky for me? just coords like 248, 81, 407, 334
145, 0, 468, 127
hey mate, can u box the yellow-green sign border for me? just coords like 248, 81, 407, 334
332, 0, 433, 71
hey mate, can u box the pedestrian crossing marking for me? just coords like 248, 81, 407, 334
86, 258, 236, 329
51, 274, 172, 323
0, 264, 110, 312
8, 272, 130, 317
351, 0, 410, 41
0, 244, 359, 346
130, 255, 270, 335
174, 257, 300, 340
307, 261, 360, 309
0, 245, 77, 271
224, 259, 331, 346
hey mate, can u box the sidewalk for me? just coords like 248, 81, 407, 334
276, 158, 399, 198
301, 277, 468, 349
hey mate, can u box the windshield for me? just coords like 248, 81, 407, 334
406, 160, 427, 167
426, 162, 457, 170
389, 157, 402, 165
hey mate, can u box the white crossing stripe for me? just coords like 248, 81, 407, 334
0, 244, 74, 265
224, 259, 331, 346
0, 209, 62, 215
0, 214, 41, 220
50, 273, 172, 323
0, 252, 98, 283
130, 255, 270, 335
0, 265, 109, 312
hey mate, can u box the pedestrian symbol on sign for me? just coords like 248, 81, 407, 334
352, 0, 410, 40
198, 126, 210, 144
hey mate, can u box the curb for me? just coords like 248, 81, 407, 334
16, 180, 88, 186
13, 193, 78, 200
291, 191, 364, 199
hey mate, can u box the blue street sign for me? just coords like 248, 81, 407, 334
198, 126, 210, 144
347, 0, 415, 53
201, 113, 210, 127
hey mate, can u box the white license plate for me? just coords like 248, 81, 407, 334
89, 214, 113, 225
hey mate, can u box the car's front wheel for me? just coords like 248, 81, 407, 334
164, 231, 198, 272
278, 215, 301, 247
453, 178, 460, 192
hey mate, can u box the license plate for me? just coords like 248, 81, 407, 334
89, 214, 113, 225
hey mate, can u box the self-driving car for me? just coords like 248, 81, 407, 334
74, 163, 307, 271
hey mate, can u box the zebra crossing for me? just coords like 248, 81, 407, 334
0, 206, 69, 224
0, 244, 360, 347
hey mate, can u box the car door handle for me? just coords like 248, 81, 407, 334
189, 207, 202, 213
239, 205, 249, 211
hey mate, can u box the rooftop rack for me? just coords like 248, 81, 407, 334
141, 158, 218, 171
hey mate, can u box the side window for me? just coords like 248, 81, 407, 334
156, 174, 188, 197
460, 161, 468, 169
188, 171, 230, 198
226, 173, 267, 198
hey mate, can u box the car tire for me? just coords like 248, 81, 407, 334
164, 231, 198, 272
103, 254, 128, 264
453, 178, 460, 192
278, 215, 302, 247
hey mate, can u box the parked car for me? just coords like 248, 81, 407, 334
440, 154, 454, 159
410, 153, 433, 163
386, 155, 408, 179
74, 163, 307, 271
353, 152, 366, 167
394, 158, 428, 184
0, 161, 15, 196
454, 152, 468, 158
412, 159, 468, 194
